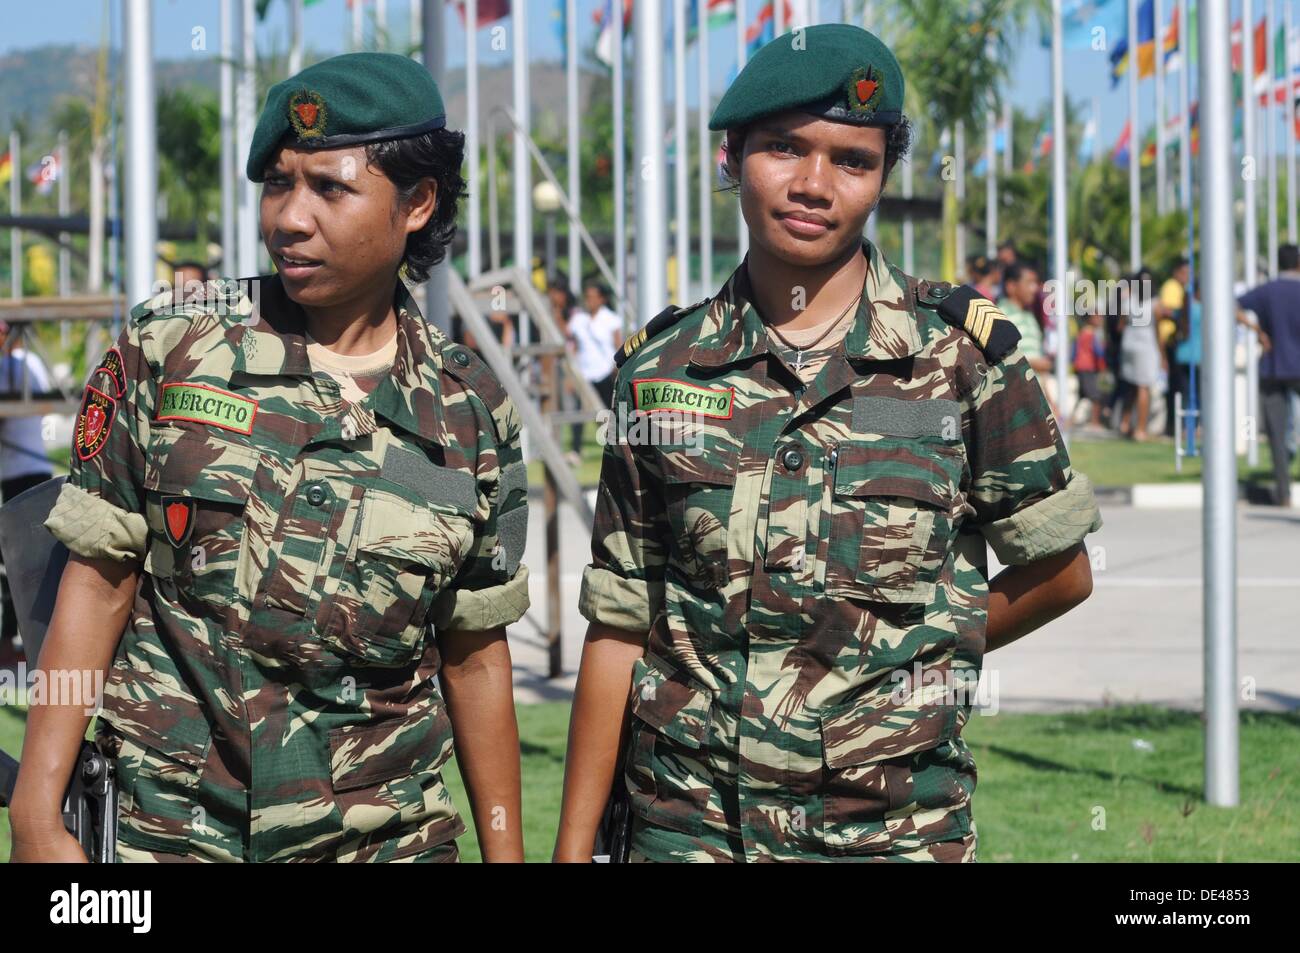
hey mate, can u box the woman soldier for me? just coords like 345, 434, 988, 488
10, 53, 530, 862
554, 24, 1101, 863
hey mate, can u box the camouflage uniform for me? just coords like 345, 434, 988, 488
46, 273, 530, 862
579, 240, 1102, 862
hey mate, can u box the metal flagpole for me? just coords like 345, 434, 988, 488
1002, 99, 1013, 175
699, 0, 713, 294
512, 0, 532, 341
634, 0, 669, 323
776, 0, 785, 36
123, 0, 157, 307
411, 0, 421, 57
1155, 0, 1167, 213
986, 110, 997, 255
1179, 0, 1191, 211
566, 0, 579, 294
1128, 0, 1141, 271
863, 0, 878, 248
902, 132, 914, 273
674, 0, 690, 303
289, 0, 303, 75
614, 0, 628, 330
352, 0, 363, 51
376, 0, 387, 49
1051, 0, 1070, 434
220, 0, 235, 276
1245, 0, 1261, 468
1287, 0, 1297, 242
955, 120, 966, 269
236, 0, 258, 278
1268, 0, 1279, 279
1197, 0, 1239, 810
468, 0, 482, 279
8, 131, 19, 299
58, 131, 70, 300
736, 0, 748, 261
422, 0, 450, 333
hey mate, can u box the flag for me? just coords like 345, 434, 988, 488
1161, 2, 1178, 65
1061, 0, 1125, 50
0, 151, 11, 188
26, 154, 58, 195
1111, 118, 1131, 168
1078, 112, 1097, 163
1024, 125, 1049, 173
455, 0, 511, 29
1110, 0, 1156, 84
595, 0, 633, 66
745, 1, 795, 56
687, 0, 736, 44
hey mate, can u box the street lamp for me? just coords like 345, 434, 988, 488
533, 180, 563, 285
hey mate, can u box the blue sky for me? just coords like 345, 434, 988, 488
0, 0, 1253, 161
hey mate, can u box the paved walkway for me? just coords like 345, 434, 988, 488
510, 500, 1300, 712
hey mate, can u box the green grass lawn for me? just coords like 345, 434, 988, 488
3, 701, 1295, 862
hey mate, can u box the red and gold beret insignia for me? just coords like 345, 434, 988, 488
288, 89, 327, 140
847, 65, 882, 117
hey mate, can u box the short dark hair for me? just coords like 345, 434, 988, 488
364, 126, 467, 284
719, 116, 914, 192
1280, 244, 1300, 271
583, 279, 610, 301
1003, 260, 1039, 284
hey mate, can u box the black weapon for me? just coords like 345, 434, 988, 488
592, 729, 633, 863
0, 477, 117, 862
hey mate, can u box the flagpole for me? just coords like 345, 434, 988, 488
1179, 0, 1190, 211
674, 0, 690, 303
236, 0, 258, 277
1002, 99, 1013, 174
1244, 0, 1261, 469
1286, 0, 1297, 242
902, 125, 914, 273
614, 0, 628, 330
863, 0, 878, 249
1155, 0, 1167, 213
352, 0, 362, 51
422, 0, 450, 333
1267, 0, 1279, 279
512, 0, 532, 342
58, 131, 70, 300
955, 119, 966, 269
986, 109, 997, 256
8, 131, 19, 299
634, 0, 669, 323
1128, 0, 1141, 271
468, 0, 482, 279
565, 0, 578, 293
736, 0, 748, 261
1197, 0, 1240, 810
376, 0, 387, 49
411, 0, 421, 58
123, 0, 157, 308
219, 0, 235, 278
289, 0, 303, 75
1051, 0, 1070, 436
698, 0, 713, 294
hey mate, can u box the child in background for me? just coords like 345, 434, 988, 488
1074, 310, 1108, 431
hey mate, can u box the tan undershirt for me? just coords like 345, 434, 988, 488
306, 331, 399, 403
766, 301, 860, 384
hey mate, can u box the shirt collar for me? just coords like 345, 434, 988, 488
232, 273, 448, 445
688, 238, 923, 369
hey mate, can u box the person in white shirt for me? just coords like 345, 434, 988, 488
566, 281, 622, 457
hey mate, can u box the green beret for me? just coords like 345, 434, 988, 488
246, 52, 446, 182
709, 23, 903, 131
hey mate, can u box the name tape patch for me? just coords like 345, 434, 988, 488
157, 383, 258, 435
632, 378, 734, 419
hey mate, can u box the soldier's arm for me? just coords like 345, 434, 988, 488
963, 345, 1102, 651
437, 627, 523, 863
8, 554, 138, 862
555, 371, 669, 861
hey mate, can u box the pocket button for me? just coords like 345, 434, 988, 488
306, 483, 328, 507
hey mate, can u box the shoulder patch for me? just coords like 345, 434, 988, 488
614, 299, 707, 368
916, 282, 1020, 363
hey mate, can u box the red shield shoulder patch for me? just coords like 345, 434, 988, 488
75, 385, 116, 461
161, 496, 196, 548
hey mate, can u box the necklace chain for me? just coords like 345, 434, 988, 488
767, 291, 864, 370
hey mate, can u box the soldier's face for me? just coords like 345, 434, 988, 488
259, 145, 434, 306
736, 113, 886, 268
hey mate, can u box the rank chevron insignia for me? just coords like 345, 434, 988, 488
964, 298, 1002, 349
924, 283, 1022, 363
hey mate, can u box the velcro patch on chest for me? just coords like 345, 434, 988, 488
631, 378, 734, 419
156, 383, 258, 435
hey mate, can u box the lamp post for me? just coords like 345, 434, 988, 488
534, 180, 563, 283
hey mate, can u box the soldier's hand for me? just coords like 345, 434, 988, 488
9, 821, 89, 863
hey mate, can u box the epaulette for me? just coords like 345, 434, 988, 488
441, 339, 514, 442
128, 278, 252, 325
915, 280, 1020, 364
614, 299, 707, 368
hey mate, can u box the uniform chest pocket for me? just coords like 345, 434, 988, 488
826, 439, 962, 605
319, 485, 475, 668
144, 432, 258, 607
656, 440, 739, 591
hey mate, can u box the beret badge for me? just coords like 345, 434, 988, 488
847, 65, 882, 117
288, 89, 327, 140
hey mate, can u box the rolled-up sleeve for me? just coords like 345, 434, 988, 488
578, 375, 668, 633
45, 322, 153, 562
963, 349, 1103, 565
432, 394, 531, 632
